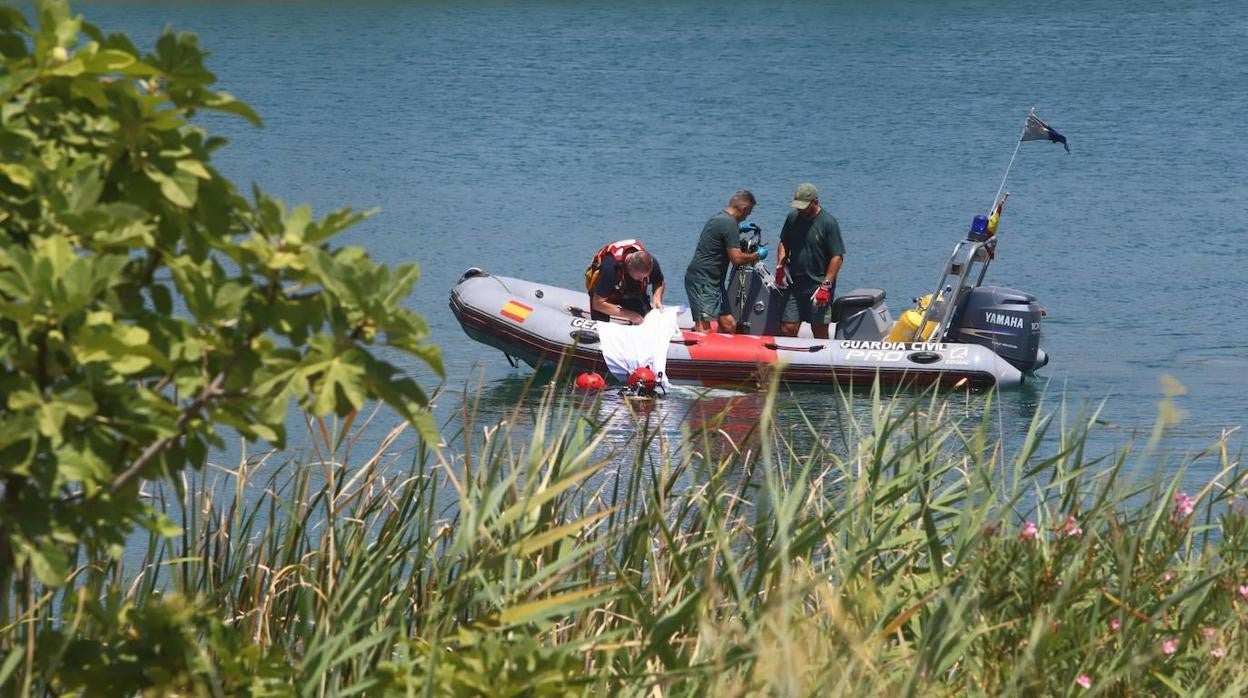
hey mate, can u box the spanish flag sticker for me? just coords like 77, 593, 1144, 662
500, 300, 533, 323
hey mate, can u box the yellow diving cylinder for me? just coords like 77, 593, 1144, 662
885, 294, 940, 342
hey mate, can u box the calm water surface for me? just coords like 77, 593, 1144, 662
71, 0, 1248, 480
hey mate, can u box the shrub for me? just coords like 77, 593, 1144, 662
17, 378, 1247, 695
0, 0, 440, 632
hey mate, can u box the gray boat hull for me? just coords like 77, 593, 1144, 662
450, 268, 1033, 389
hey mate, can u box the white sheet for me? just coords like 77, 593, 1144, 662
595, 307, 681, 388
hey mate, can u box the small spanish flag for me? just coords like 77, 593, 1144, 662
500, 300, 533, 323
987, 193, 1008, 236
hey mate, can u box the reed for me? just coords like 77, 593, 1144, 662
3, 377, 1246, 696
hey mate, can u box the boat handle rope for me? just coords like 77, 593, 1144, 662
764, 343, 825, 352
480, 272, 516, 295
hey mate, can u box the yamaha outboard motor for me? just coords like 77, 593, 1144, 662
903, 212, 1050, 376
947, 286, 1049, 372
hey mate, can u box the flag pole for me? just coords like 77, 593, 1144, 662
989, 107, 1034, 212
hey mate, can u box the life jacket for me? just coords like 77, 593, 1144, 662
584, 239, 646, 297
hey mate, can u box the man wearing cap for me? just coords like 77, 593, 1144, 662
775, 182, 845, 339
683, 190, 766, 333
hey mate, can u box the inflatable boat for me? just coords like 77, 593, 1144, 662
450, 230, 1050, 389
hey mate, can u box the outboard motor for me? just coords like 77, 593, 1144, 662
724, 264, 784, 335
901, 213, 1051, 376
724, 269, 893, 340
724, 222, 785, 335
947, 286, 1049, 372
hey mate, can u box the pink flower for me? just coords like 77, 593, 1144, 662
1060, 515, 1083, 538
1110, 618, 1121, 631
1202, 627, 1216, 640
1076, 674, 1092, 689
1238, 584, 1248, 600
1019, 521, 1038, 541
1162, 637, 1179, 656
1212, 645, 1226, 658
1172, 491, 1195, 524
1162, 571, 1174, 583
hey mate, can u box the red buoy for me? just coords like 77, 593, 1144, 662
574, 372, 606, 391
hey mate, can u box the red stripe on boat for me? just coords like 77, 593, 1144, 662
683, 331, 779, 365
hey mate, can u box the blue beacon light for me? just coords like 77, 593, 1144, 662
968, 214, 990, 241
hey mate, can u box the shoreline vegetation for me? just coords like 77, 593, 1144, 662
6, 374, 1248, 695
3, 1, 1248, 695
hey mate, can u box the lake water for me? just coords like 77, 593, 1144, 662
67, 0, 1248, 481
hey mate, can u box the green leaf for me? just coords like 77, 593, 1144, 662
73, 77, 108, 108
280, 204, 312, 244
94, 220, 156, 248
311, 356, 367, 416
212, 281, 250, 321
45, 57, 85, 77
407, 410, 439, 449
144, 512, 183, 538
175, 158, 210, 180
497, 584, 615, 627
7, 388, 42, 411
64, 165, 105, 213
0, 414, 38, 459
512, 507, 616, 557
645, 588, 703, 666
74, 322, 165, 374
117, 61, 159, 78
1149, 671, 1185, 693
0, 647, 23, 691
185, 434, 207, 469
202, 90, 261, 127
57, 444, 110, 489
0, 163, 34, 189
359, 353, 439, 442
144, 163, 198, 208
58, 386, 98, 419
20, 538, 70, 586
494, 457, 609, 534
146, 107, 186, 131
82, 47, 135, 72
0, 7, 31, 34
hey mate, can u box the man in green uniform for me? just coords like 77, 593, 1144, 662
775, 182, 845, 339
683, 190, 766, 333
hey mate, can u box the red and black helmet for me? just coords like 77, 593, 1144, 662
626, 366, 658, 391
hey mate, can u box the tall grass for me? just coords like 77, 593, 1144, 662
3, 377, 1247, 696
